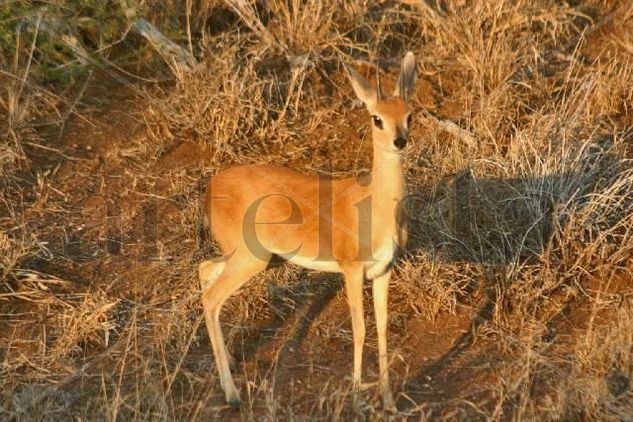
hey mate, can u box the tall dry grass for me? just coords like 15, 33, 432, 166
1, 0, 633, 420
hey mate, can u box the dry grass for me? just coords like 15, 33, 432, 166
1, 0, 633, 420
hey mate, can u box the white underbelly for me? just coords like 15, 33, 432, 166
280, 253, 341, 273
364, 241, 396, 279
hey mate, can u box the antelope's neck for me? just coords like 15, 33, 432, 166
370, 147, 405, 228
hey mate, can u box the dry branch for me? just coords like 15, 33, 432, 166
421, 109, 477, 149
129, 19, 199, 75
118, 0, 198, 75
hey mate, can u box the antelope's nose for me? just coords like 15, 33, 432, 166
394, 137, 407, 150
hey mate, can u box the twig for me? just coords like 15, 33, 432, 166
16, 13, 40, 106
185, 0, 194, 58
420, 108, 477, 149
22, 141, 89, 162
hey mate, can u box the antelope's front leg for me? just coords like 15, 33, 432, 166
372, 270, 395, 411
343, 266, 366, 390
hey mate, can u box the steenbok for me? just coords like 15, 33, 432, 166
199, 52, 417, 410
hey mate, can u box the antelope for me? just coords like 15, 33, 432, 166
199, 52, 416, 410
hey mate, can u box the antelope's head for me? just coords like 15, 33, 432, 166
345, 52, 417, 153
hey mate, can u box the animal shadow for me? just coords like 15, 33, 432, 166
404, 167, 572, 265
235, 268, 343, 371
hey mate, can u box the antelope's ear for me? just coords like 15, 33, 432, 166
344, 63, 376, 106
393, 51, 417, 102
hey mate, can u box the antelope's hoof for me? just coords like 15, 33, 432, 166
383, 390, 397, 412
225, 390, 242, 407
352, 381, 362, 393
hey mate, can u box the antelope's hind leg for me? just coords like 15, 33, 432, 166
199, 253, 270, 405
199, 260, 236, 367
199, 261, 225, 290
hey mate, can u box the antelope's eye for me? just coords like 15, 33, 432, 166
406, 114, 413, 127
372, 115, 383, 129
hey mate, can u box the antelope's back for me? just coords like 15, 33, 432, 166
204, 164, 367, 262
